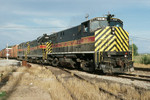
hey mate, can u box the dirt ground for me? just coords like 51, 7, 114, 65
0, 65, 114, 100
0, 66, 52, 100
0, 60, 149, 100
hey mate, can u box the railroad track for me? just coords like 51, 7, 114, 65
45, 65, 125, 100
114, 73, 150, 82
134, 67, 150, 72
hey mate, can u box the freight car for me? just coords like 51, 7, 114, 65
17, 14, 134, 73
1, 48, 7, 58
0, 50, 3, 58
0, 49, 4, 58
0, 45, 18, 59
9, 45, 18, 58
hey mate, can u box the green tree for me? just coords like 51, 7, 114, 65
129, 44, 138, 56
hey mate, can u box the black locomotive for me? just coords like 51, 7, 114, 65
18, 14, 134, 73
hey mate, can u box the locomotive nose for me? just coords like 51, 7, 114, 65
94, 25, 133, 73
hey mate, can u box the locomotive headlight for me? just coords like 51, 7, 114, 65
111, 27, 115, 35
124, 55, 127, 57
112, 31, 115, 35
112, 27, 115, 31
125, 52, 128, 57
45, 36, 49, 39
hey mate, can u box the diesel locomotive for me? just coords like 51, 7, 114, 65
16, 14, 134, 73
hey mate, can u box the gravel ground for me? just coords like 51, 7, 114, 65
0, 59, 21, 67
70, 70, 150, 89
5, 85, 51, 100
46, 66, 117, 100
133, 70, 150, 76
68, 70, 150, 99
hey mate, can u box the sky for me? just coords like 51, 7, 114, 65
0, 0, 150, 53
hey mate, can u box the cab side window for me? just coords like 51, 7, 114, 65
82, 21, 89, 33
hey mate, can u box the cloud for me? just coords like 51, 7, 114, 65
0, 23, 51, 42
12, 10, 82, 17
0, 0, 150, 53
32, 18, 66, 27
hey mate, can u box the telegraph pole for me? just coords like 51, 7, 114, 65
6, 44, 12, 60
6, 44, 9, 60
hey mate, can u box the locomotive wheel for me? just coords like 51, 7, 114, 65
80, 61, 94, 72
52, 58, 59, 67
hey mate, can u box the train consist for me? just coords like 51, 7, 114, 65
0, 45, 18, 59
0, 14, 134, 73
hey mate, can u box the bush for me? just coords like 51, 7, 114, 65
140, 55, 150, 65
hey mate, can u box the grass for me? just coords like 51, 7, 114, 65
134, 63, 150, 68
57, 75, 116, 100
133, 54, 150, 68
0, 64, 150, 100
0, 65, 116, 100
16, 66, 73, 100
95, 80, 150, 100
134, 54, 150, 63
0, 66, 17, 82
140, 55, 150, 64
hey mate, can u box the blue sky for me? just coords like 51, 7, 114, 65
0, 0, 150, 53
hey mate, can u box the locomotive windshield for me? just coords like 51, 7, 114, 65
109, 21, 123, 27
90, 18, 123, 32
90, 20, 108, 32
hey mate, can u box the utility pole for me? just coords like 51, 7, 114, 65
6, 44, 12, 60
6, 44, 9, 60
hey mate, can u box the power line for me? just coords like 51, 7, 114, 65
130, 35, 150, 41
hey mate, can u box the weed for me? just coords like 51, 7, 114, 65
140, 55, 150, 65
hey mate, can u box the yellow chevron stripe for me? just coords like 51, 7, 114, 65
49, 43, 52, 46
94, 26, 130, 64
95, 34, 112, 51
95, 29, 111, 47
119, 28, 129, 49
95, 35, 111, 51
46, 42, 51, 44
115, 36, 126, 51
111, 46, 116, 52
115, 29, 128, 51
102, 39, 115, 51
115, 46, 118, 52
103, 37, 115, 51
95, 27, 110, 41
46, 42, 52, 53
115, 36, 123, 51
125, 30, 129, 37
105, 42, 115, 51
47, 44, 50, 47
95, 29, 102, 36
119, 27, 128, 40
116, 41, 122, 52
116, 28, 128, 49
